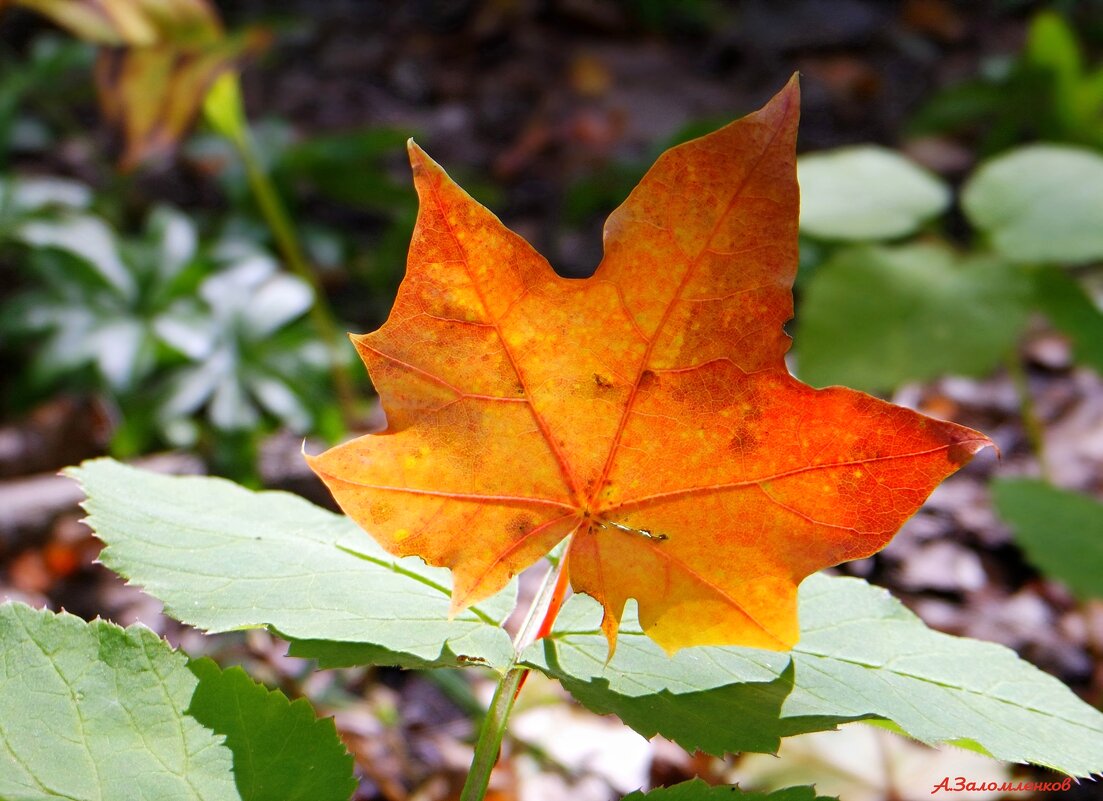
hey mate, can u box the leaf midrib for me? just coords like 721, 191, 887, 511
88, 497, 505, 628
589, 90, 797, 513
421, 167, 585, 508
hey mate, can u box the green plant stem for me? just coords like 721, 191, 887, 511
460, 556, 566, 801
234, 132, 358, 426
1006, 351, 1051, 480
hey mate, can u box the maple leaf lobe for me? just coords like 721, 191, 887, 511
307, 76, 992, 655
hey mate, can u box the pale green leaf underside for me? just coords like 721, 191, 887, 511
69, 458, 517, 670
526, 574, 1103, 777
0, 602, 238, 801
797, 145, 949, 241
621, 779, 832, 801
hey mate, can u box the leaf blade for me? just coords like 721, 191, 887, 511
797, 145, 950, 240
69, 458, 517, 670
794, 244, 1030, 391
0, 602, 238, 801
526, 574, 1103, 776
962, 144, 1103, 265
187, 659, 356, 801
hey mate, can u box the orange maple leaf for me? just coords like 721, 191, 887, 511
307, 77, 990, 654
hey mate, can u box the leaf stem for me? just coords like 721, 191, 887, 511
460, 554, 568, 801
203, 73, 358, 429
461, 666, 524, 801
1005, 351, 1051, 480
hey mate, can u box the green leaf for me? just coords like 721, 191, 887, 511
961, 144, 1103, 265
797, 146, 950, 241
526, 574, 1103, 776
621, 779, 831, 801
0, 175, 91, 213
187, 659, 356, 801
1027, 12, 1080, 76
1028, 266, 1103, 374
17, 214, 136, 300
69, 458, 517, 670
1025, 11, 1084, 134
0, 602, 238, 801
992, 478, 1103, 600
525, 590, 797, 755
203, 72, 249, 147
794, 244, 1029, 391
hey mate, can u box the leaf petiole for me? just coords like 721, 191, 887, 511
460, 551, 569, 801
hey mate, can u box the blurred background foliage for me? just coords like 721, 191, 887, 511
1, 1, 1103, 799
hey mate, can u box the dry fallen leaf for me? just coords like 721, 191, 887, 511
308, 78, 990, 654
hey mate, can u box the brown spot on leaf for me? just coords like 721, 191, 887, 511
370, 500, 394, 524
508, 514, 534, 536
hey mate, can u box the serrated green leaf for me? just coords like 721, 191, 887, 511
522, 593, 802, 755
526, 574, 1103, 776
961, 145, 1103, 265
0, 602, 238, 801
993, 478, 1103, 600
794, 244, 1029, 391
621, 778, 832, 801
69, 458, 517, 670
797, 146, 950, 241
187, 659, 355, 801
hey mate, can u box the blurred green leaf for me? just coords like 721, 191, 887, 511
276, 127, 414, 212
1026, 11, 1103, 144
2, 201, 334, 461
993, 478, 1103, 600
202, 70, 248, 146
158, 239, 330, 435
0, 37, 94, 160
0, 174, 91, 216
797, 146, 949, 241
907, 11, 1103, 151
1027, 11, 1081, 94
5, 207, 212, 395
1029, 266, 1103, 374
906, 75, 1033, 152
794, 244, 1029, 392
962, 145, 1103, 265
17, 213, 136, 298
